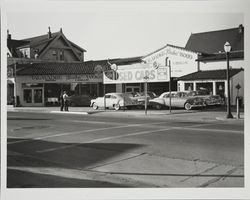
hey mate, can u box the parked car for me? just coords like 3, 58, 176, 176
186, 90, 224, 106
67, 94, 91, 106
129, 91, 158, 108
149, 91, 206, 110
90, 93, 138, 110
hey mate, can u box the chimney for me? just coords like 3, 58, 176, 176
48, 26, 52, 39
60, 28, 63, 33
7, 29, 11, 40
239, 24, 244, 34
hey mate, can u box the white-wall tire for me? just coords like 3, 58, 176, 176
114, 104, 120, 111
184, 102, 192, 110
92, 103, 98, 110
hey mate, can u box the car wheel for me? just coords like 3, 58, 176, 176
92, 103, 98, 110
155, 104, 162, 110
114, 104, 120, 111
184, 102, 192, 110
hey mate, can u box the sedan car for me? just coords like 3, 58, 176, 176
67, 94, 91, 106
129, 91, 158, 108
186, 90, 223, 106
90, 93, 138, 110
149, 91, 206, 110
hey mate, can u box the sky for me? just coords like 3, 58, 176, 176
4, 1, 245, 61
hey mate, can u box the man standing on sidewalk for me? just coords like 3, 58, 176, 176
59, 92, 64, 111
63, 91, 69, 111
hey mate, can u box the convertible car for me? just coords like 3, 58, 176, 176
90, 93, 138, 110
149, 91, 206, 110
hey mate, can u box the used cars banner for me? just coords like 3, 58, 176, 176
103, 63, 169, 84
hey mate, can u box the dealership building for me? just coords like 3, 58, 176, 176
7, 25, 244, 107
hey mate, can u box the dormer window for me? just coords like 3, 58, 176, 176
19, 48, 30, 58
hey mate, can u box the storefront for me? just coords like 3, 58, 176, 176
13, 63, 104, 107
178, 68, 244, 105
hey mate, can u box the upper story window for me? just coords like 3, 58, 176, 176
52, 49, 64, 61
59, 50, 64, 61
19, 48, 30, 58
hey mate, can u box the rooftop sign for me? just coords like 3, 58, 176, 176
142, 45, 198, 77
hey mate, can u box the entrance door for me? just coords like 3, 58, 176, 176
216, 82, 225, 99
23, 87, 44, 106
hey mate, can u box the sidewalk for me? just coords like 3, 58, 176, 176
7, 105, 244, 123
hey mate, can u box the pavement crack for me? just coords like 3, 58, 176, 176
180, 163, 219, 182
199, 166, 243, 187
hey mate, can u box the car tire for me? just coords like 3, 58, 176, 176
155, 104, 162, 110
92, 103, 98, 110
184, 102, 192, 110
114, 104, 120, 111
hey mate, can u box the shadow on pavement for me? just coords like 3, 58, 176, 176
7, 138, 144, 188
7, 169, 127, 188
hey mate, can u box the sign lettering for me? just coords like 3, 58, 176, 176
104, 65, 169, 84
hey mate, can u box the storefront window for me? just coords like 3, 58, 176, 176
196, 82, 213, 94
184, 83, 194, 91
23, 89, 32, 103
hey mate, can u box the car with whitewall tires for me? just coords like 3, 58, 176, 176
149, 91, 206, 110
90, 93, 138, 111
186, 90, 224, 106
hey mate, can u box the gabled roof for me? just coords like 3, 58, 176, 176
178, 68, 243, 81
185, 25, 244, 54
142, 44, 198, 59
11, 29, 86, 61
21, 31, 60, 48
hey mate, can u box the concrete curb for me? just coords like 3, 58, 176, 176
7, 109, 89, 115
50, 111, 89, 115
216, 116, 244, 121
7, 108, 244, 123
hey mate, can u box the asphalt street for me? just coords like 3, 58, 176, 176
7, 111, 244, 188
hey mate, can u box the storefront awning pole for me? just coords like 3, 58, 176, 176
143, 76, 149, 115
14, 62, 17, 107
123, 83, 126, 112
104, 83, 106, 110
166, 57, 172, 114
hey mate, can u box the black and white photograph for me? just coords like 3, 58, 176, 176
1, 0, 250, 199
